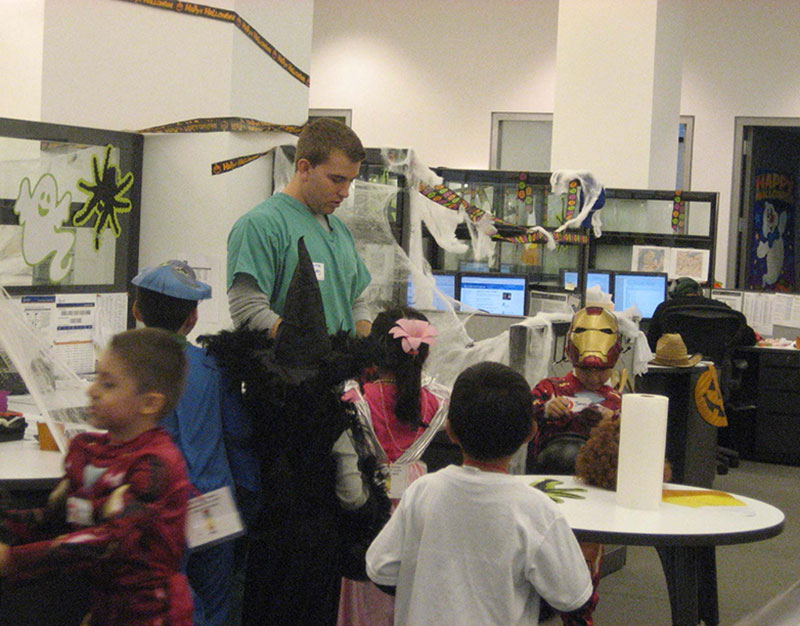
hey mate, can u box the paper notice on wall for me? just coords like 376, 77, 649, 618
772, 293, 800, 328
632, 245, 669, 274
94, 293, 129, 353
671, 248, 710, 282
53, 294, 97, 375
742, 292, 775, 336
19, 295, 58, 345
710, 289, 744, 312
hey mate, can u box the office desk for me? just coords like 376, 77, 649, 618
521, 475, 784, 626
0, 438, 63, 490
733, 345, 800, 465
0, 398, 64, 492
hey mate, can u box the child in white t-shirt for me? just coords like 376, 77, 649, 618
366, 361, 592, 626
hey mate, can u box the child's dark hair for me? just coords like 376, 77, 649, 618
109, 328, 187, 418
134, 286, 197, 333
369, 306, 431, 428
448, 361, 533, 460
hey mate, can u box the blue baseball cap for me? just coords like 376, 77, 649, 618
132, 260, 212, 301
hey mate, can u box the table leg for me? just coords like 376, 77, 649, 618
655, 546, 719, 626
697, 547, 719, 626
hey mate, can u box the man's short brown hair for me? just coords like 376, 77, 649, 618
109, 328, 187, 418
295, 118, 366, 167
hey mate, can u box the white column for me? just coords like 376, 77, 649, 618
550, 0, 686, 189
0, 0, 45, 120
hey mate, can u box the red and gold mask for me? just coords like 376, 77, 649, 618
565, 307, 621, 369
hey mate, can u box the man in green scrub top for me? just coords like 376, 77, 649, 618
227, 118, 372, 337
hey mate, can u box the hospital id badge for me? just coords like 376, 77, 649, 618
313, 262, 325, 281
388, 463, 412, 499
66, 497, 94, 526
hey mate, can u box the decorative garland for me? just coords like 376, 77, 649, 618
116, 0, 309, 86
419, 181, 589, 245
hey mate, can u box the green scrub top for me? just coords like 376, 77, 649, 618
227, 193, 371, 335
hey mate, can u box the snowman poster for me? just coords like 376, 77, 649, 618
749, 170, 794, 291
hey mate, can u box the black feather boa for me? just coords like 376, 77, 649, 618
199, 327, 391, 578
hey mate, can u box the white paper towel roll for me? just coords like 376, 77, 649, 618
616, 393, 669, 510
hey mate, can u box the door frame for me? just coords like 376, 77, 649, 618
730, 116, 800, 288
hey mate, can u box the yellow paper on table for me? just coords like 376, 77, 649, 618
662, 489, 745, 508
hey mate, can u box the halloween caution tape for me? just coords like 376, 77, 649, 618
136, 117, 303, 174
116, 0, 310, 86
211, 151, 270, 175
138, 117, 304, 135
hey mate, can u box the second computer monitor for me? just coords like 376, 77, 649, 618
407, 270, 458, 311
560, 269, 612, 294
458, 272, 528, 316
613, 271, 668, 319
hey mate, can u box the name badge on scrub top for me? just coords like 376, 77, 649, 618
388, 463, 412, 499
66, 497, 94, 526
313, 262, 325, 281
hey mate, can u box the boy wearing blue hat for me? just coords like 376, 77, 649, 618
132, 260, 260, 626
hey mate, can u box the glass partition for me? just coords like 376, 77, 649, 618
0, 118, 143, 294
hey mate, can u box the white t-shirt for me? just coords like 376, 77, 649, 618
366, 465, 592, 626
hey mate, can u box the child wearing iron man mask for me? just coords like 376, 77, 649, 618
529, 306, 622, 626
533, 306, 622, 435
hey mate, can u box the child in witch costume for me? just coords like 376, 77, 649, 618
528, 306, 623, 626
202, 237, 385, 626
337, 306, 449, 626
0, 328, 194, 625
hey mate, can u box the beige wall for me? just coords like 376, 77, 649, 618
1, 0, 314, 336
310, 0, 800, 285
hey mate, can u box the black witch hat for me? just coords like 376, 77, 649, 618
202, 235, 374, 400
200, 236, 391, 609
271, 236, 333, 384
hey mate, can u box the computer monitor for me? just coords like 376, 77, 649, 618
458, 272, 528, 316
560, 269, 613, 294
407, 271, 458, 311
612, 271, 668, 319
458, 260, 490, 273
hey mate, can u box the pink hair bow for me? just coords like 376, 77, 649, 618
389, 318, 438, 355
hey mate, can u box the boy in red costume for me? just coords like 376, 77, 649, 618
529, 306, 622, 626
0, 328, 193, 626
531, 306, 622, 459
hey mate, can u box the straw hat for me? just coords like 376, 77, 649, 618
650, 333, 702, 367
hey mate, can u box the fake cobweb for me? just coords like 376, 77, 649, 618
0, 287, 94, 452
337, 178, 511, 389
272, 148, 512, 388
271, 145, 648, 390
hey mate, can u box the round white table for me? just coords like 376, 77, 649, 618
521, 475, 785, 626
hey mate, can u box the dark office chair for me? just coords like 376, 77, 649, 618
658, 305, 751, 473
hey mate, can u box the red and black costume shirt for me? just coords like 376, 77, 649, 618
531, 371, 622, 457
0, 428, 193, 626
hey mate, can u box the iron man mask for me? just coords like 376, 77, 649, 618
565, 306, 621, 369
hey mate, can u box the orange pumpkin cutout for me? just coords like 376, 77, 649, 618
695, 365, 727, 427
